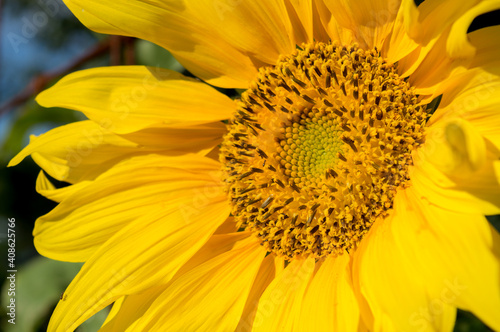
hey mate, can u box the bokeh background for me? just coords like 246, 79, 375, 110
0, 0, 498, 331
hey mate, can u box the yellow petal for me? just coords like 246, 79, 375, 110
407, 29, 467, 96
35, 171, 90, 203
446, 1, 500, 60
132, 236, 266, 331
314, 0, 355, 44
34, 154, 225, 262
411, 117, 500, 215
100, 287, 163, 332
495, 162, 500, 184
178, 0, 296, 64
173, 232, 253, 278
402, 1, 500, 95
468, 25, 500, 69
100, 296, 125, 330
411, 159, 500, 216
322, 0, 400, 49
395, 34, 440, 81
353, 192, 457, 332
120, 121, 226, 151
8, 120, 136, 182
252, 257, 315, 331
284, 0, 313, 44
36, 66, 235, 134
236, 254, 277, 331
402, 0, 478, 46
410, 123, 500, 215
101, 232, 253, 331
62, 0, 299, 88
430, 68, 500, 123
297, 254, 360, 331
419, 118, 486, 176
428, 66, 500, 150
8, 119, 225, 183
382, 2, 421, 64
404, 0, 500, 96
213, 216, 239, 235
47, 193, 230, 331
393, 188, 500, 331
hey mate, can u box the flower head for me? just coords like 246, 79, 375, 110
10, 0, 500, 331
221, 41, 428, 259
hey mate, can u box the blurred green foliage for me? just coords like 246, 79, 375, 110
7, 0, 90, 48
135, 39, 184, 73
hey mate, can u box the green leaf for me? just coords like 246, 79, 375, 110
454, 309, 492, 332
487, 215, 500, 233
135, 39, 184, 72
77, 307, 110, 332
1, 256, 82, 331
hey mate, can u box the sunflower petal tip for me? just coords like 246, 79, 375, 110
7, 158, 20, 168
7, 133, 43, 167
8, 149, 29, 167
35, 87, 55, 108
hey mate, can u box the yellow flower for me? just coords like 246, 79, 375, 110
10, 0, 500, 331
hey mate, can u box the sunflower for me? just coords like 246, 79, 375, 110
10, 0, 500, 330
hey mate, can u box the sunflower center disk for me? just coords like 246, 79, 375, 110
279, 114, 344, 187
220, 41, 427, 259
